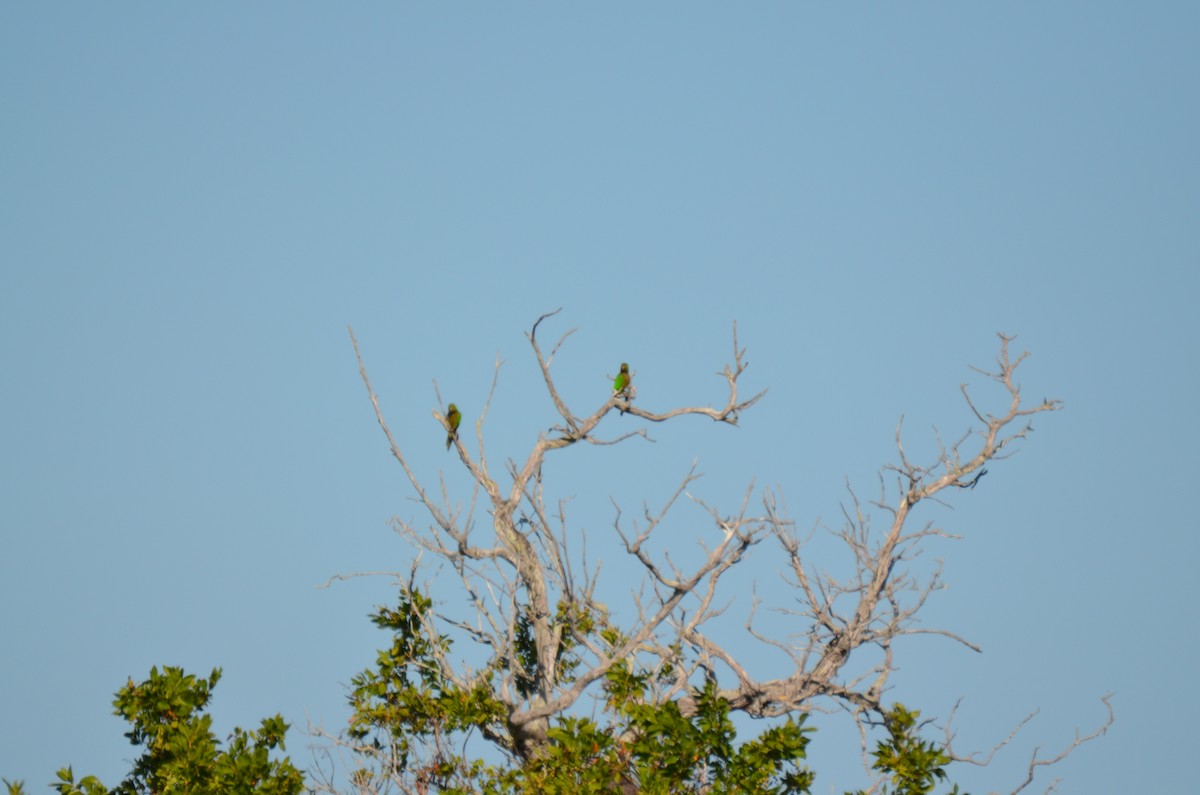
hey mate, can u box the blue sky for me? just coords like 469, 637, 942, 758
2, 4, 1197, 792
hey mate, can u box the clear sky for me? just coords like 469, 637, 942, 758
2, 4, 1197, 793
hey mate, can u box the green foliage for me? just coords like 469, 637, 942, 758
344, 591, 818, 793
3, 779, 29, 795
846, 704, 965, 795
33, 608, 972, 795
347, 590, 509, 789
510, 599, 594, 699
52, 666, 303, 795
344, 590, 974, 795
508, 665, 814, 795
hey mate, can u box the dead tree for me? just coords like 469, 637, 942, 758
318, 310, 1108, 794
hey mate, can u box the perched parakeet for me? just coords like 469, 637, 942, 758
445, 403, 461, 450
613, 362, 631, 396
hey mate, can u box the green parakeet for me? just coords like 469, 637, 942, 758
613, 362, 631, 396
445, 403, 461, 450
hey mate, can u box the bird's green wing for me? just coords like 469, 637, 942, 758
613, 363, 631, 395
